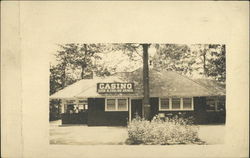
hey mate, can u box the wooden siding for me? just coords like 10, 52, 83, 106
87, 98, 128, 126
61, 112, 88, 124
149, 97, 225, 124
150, 97, 195, 121
61, 97, 225, 125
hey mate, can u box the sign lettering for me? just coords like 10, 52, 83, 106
97, 83, 134, 93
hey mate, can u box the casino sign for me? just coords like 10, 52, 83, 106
97, 83, 134, 93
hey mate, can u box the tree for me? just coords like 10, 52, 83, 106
206, 44, 226, 82
51, 43, 113, 94
190, 44, 226, 82
142, 44, 151, 120
55, 45, 74, 88
190, 44, 210, 77
111, 43, 143, 62
50, 64, 63, 95
153, 44, 226, 83
50, 43, 109, 121
50, 64, 77, 95
56, 43, 104, 80
152, 44, 195, 75
112, 43, 151, 120
49, 63, 77, 121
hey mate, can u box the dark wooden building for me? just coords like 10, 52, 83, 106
50, 68, 226, 125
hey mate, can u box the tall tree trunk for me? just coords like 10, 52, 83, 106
81, 64, 86, 79
62, 64, 66, 88
80, 44, 88, 79
81, 66, 84, 79
142, 44, 150, 120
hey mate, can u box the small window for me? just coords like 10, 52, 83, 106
206, 97, 225, 112
118, 99, 127, 111
105, 98, 128, 111
207, 102, 216, 111
106, 99, 116, 111
78, 104, 85, 110
78, 99, 88, 112
183, 98, 192, 109
66, 104, 75, 114
217, 101, 224, 111
85, 104, 88, 110
160, 98, 170, 110
159, 97, 193, 111
172, 98, 181, 109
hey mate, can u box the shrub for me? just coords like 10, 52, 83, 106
127, 115, 203, 145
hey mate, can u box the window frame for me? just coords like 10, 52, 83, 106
106, 98, 116, 111
105, 98, 128, 111
77, 99, 88, 111
182, 98, 193, 110
159, 97, 194, 111
159, 98, 171, 111
206, 97, 225, 112
171, 97, 182, 110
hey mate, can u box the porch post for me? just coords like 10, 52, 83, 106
129, 98, 131, 123
61, 99, 66, 113
60, 99, 64, 113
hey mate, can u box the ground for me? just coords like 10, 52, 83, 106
50, 120, 225, 145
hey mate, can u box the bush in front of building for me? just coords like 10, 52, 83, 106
126, 115, 204, 145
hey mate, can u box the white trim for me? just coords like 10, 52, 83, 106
105, 98, 116, 111
159, 97, 194, 111
105, 98, 129, 111
172, 98, 181, 110
180, 98, 183, 109
159, 98, 171, 111
77, 96, 143, 99
129, 97, 143, 99
182, 97, 194, 110
61, 99, 66, 113
78, 99, 88, 104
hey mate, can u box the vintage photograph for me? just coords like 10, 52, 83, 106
2, 1, 249, 157
49, 43, 226, 145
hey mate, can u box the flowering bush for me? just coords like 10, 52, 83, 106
127, 115, 203, 145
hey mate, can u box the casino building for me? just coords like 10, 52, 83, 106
50, 68, 226, 126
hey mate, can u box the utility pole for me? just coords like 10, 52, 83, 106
142, 44, 150, 120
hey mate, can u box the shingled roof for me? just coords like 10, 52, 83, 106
50, 68, 225, 99
194, 78, 226, 96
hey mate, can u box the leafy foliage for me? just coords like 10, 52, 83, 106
153, 44, 226, 83
206, 45, 226, 82
127, 115, 203, 145
50, 64, 77, 95
56, 43, 104, 79
153, 44, 195, 75
111, 43, 143, 61
50, 43, 113, 120
50, 43, 114, 94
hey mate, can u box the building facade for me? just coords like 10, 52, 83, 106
50, 68, 226, 125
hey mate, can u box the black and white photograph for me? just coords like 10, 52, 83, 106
1, 1, 249, 158
49, 43, 226, 145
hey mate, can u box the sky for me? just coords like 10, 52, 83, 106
49, 43, 210, 79
49, 44, 157, 72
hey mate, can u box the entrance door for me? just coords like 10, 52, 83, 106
131, 99, 143, 119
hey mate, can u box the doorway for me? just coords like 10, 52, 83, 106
131, 99, 143, 119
